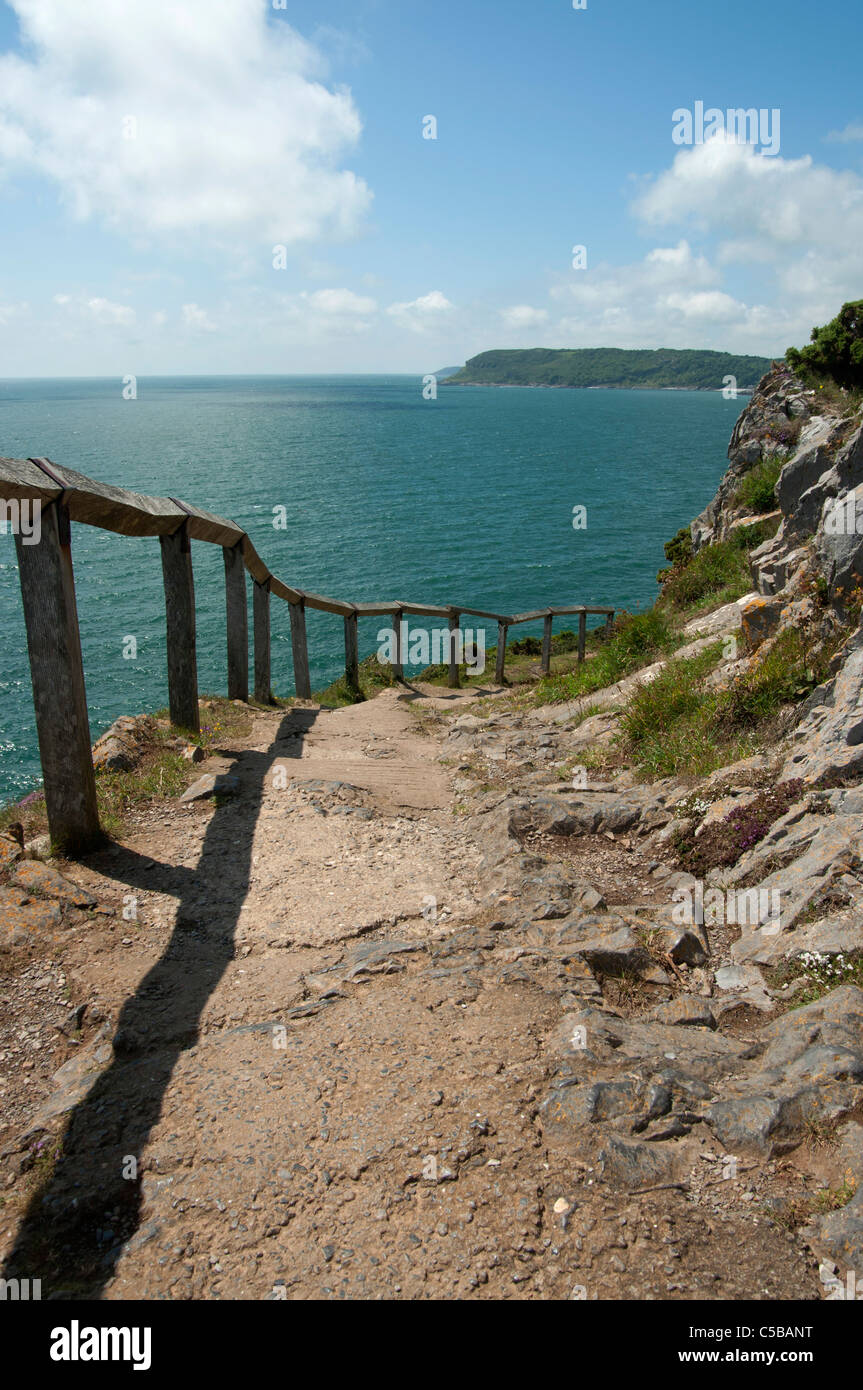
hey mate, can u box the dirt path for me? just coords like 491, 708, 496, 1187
0, 684, 822, 1301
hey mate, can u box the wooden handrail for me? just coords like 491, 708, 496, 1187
1, 456, 616, 851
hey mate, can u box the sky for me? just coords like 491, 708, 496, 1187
0, 0, 862, 375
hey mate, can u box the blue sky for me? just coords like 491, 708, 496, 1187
0, 0, 861, 374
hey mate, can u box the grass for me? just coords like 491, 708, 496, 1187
415, 626, 592, 693
803, 1117, 840, 1152
618, 643, 752, 778
23, 1132, 65, 1196
766, 1170, 858, 1233
449, 518, 780, 723
658, 523, 775, 614
715, 626, 832, 727
601, 968, 654, 1014
535, 609, 673, 705
617, 617, 843, 782
312, 653, 400, 707
0, 696, 256, 849
734, 457, 783, 514
807, 378, 863, 414
810, 1172, 858, 1213
96, 749, 189, 838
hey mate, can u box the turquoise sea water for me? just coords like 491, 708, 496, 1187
0, 376, 743, 803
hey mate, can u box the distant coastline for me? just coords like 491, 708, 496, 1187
444, 380, 755, 394
443, 347, 774, 392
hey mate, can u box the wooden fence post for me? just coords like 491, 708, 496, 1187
541, 612, 553, 675
344, 610, 359, 693
223, 540, 248, 702
391, 609, 404, 681
15, 500, 101, 855
578, 609, 587, 664
289, 599, 312, 699
160, 522, 200, 735
495, 622, 508, 684
253, 578, 272, 703
447, 611, 461, 689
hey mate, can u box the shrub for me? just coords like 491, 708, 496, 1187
734, 457, 782, 514
509, 630, 579, 658
663, 526, 693, 569
659, 519, 780, 614
660, 537, 751, 611
786, 300, 863, 390
674, 780, 804, 875
553, 629, 579, 654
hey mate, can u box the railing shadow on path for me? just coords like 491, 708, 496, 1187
1, 706, 319, 1299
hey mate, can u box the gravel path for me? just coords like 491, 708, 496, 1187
0, 685, 823, 1300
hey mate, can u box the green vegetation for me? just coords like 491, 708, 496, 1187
734, 457, 783, 514
715, 626, 827, 725
786, 300, 863, 391
657, 521, 776, 612
0, 697, 255, 849
618, 644, 751, 778
510, 628, 579, 657
416, 626, 588, 691
445, 347, 774, 391
767, 951, 863, 1009
673, 779, 805, 876
536, 609, 673, 705
618, 622, 838, 780
662, 526, 693, 570
313, 652, 400, 707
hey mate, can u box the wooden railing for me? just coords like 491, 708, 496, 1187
0, 457, 615, 853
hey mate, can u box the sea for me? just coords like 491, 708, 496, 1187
0, 376, 744, 803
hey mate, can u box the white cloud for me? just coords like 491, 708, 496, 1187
181, 302, 216, 332
386, 290, 454, 332
634, 136, 863, 261
500, 305, 549, 329
547, 238, 783, 349
826, 122, 863, 143
0, 0, 371, 245
53, 292, 136, 326
0, 300, 29, 325
659, 290, 745, 322
90, 296, 135, 326
301, 288, 377, 316
630, 136, 863, 341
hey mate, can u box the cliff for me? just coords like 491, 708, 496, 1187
692, 360, 863, 783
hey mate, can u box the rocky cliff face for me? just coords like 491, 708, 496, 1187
692, 362, 815, 551
693, 364, 863, 784
696, 362, 863, 608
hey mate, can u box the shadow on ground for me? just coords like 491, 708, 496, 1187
1, 707, 320, 1298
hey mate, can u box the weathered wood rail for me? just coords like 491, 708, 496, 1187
1, 457, 615, 853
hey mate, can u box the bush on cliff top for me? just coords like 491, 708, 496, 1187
786, 300, 863, 391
